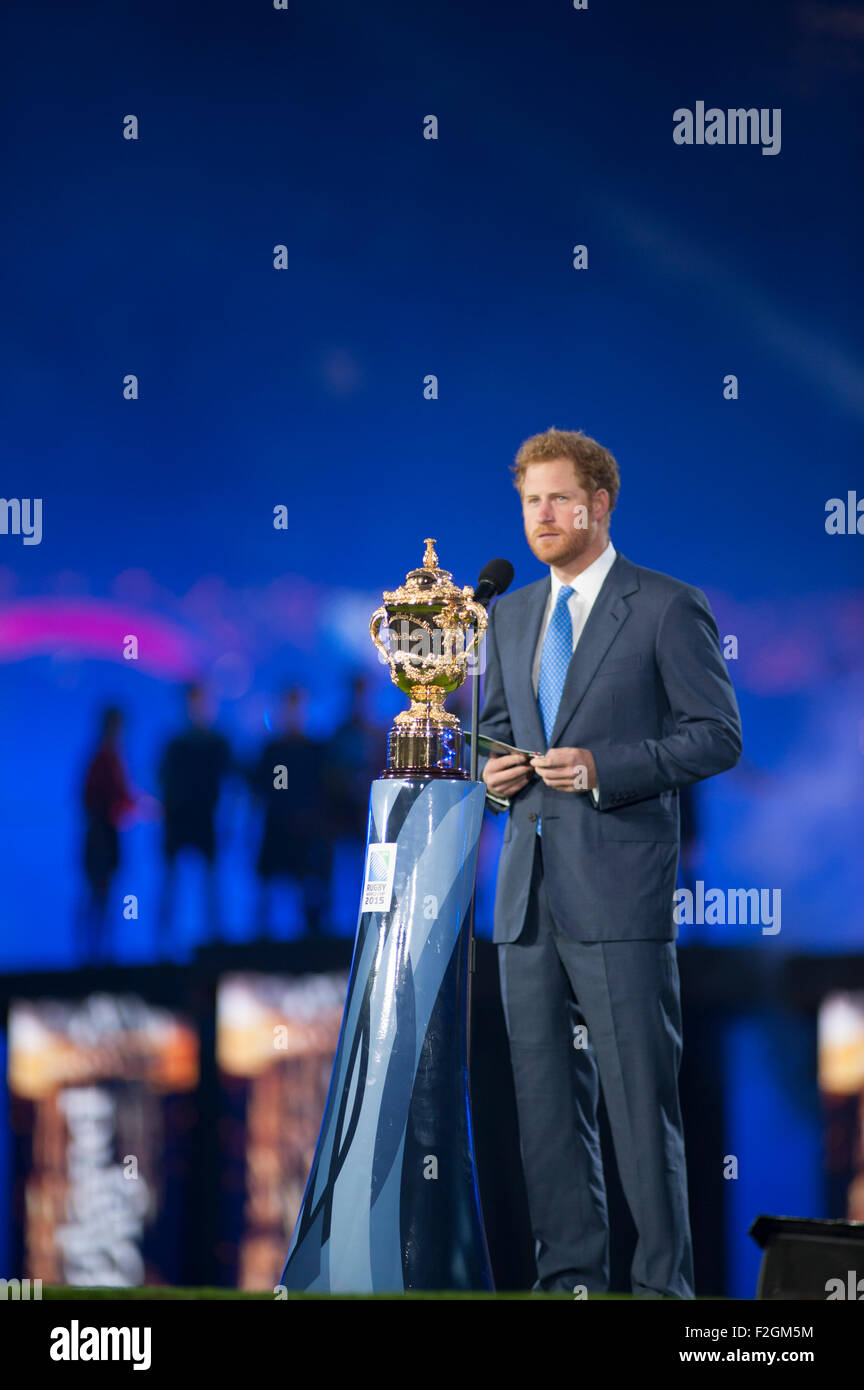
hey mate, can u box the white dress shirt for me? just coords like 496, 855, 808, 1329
532, 540, 617, 801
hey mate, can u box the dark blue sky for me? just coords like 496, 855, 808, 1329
3, 0, 861, 599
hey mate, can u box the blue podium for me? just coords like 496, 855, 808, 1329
280, 775, 493, 1293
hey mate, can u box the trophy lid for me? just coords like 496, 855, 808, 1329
382, 539, 472, 607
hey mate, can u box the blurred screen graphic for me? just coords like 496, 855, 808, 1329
8, 992, 199, 1287
819, 992, 864, 1222
215, 970, 348, 1290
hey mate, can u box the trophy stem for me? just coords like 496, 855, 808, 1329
384, 725, 466, 779
383, 686, 466, 779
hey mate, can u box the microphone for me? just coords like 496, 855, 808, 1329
466, 558, 515, 861
473, 558, 514, 608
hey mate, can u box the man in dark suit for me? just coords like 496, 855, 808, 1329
479, 428, 742, 1298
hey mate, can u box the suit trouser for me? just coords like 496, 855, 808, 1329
497, 833, 695, 1297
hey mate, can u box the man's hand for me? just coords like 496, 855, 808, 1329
530, 747, 597, 791
482, 752, 534, 798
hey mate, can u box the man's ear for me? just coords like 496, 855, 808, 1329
593, 487, 610, 521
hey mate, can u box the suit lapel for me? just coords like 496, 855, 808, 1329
508, 576, 549, 754
549, 553, 641, 747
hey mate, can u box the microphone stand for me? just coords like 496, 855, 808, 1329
465, 619, 483, 1066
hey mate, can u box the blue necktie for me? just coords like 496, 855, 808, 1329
535, 585, 574, 837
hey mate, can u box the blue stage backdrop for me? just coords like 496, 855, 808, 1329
0, 0, 861, 1296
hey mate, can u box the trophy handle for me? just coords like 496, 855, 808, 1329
369, 606, 390, 664
462, 598, 488, 662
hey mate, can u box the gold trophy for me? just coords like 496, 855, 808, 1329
369, 539, 487, 778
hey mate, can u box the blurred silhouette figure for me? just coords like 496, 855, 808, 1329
77, 705, 135, 964
323, 675, 382, 839
157, 683, 232, 954
251, 686, 331, 938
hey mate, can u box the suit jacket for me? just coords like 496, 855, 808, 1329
478, 551, 742, 944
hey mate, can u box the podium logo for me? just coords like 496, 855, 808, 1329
361, 843, 398, 914
673, 102, 781, 156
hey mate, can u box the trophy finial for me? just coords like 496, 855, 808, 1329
423, 538, 438, 570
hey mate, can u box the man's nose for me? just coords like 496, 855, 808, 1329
536, 498, 555, 521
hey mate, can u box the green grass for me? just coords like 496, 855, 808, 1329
39, 1286, 720, 1301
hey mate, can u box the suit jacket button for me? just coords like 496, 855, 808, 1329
528, 812, 538, 823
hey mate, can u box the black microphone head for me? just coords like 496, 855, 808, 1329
473, 558, 515, 607
477, 558, 514, 598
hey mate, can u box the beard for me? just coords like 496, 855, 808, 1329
526, 524, 595, 568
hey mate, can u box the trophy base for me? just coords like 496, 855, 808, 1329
380, 767, 469, 781
381, 725, 468, 780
